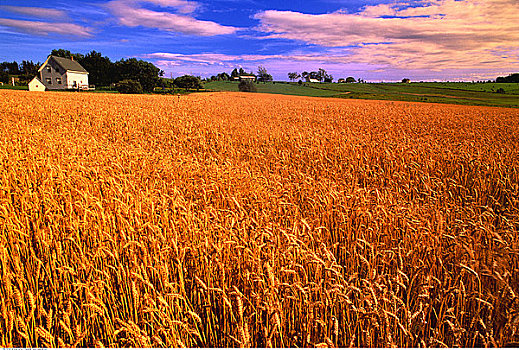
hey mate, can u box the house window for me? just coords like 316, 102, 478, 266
56, 78, 62, 84
46, 66, 51, 72
46, 78, 52, 85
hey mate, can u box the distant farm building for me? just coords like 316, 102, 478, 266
239, 75, 256, 82
305, 72, 321, 83
29, 55, 89, 91
28, 77, 45, 91
337, 78, 345, 83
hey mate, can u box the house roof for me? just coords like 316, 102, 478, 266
39, 55, 88, 73
52, 56, 88, 73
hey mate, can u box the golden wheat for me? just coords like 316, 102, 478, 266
0, 90, 518, 347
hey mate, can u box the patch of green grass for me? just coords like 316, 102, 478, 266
415, 82, 519, 95
0, 85, 28, 90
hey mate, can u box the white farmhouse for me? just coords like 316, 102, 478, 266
29, 55, 89, 91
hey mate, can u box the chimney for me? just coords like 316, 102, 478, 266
71, 56, 74, 61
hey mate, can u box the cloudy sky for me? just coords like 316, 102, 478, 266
0, 0, 518, 81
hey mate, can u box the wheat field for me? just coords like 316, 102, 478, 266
0, 89, 518, 347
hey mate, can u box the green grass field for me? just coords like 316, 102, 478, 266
0, 85, 28, 90
204, 81, 339, 97
204, 81, 519, 108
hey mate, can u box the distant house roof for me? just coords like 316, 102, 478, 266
239, 75, 256, 79
39, 55, 88, 73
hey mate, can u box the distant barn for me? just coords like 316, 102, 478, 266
28, 55, 89, 91
306, 78, 320, 83
239, 75, 256, 82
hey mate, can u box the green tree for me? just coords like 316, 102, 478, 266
217, 72, 230, 81
159, 77, 175, 89
50, 49, 83, 61
346, 76, 356, 83
257, 65, 272, 82
77, 51, 115, 87
115, 58, 161, 92
174, 75, 203, 90
496, 73, 519, 83
51, 48, 72, 57
0, 61, 20, 75
0, 69, 8, 84
317, 68, 332, 82
20, 60, 39, 81
288, 72, 300, 82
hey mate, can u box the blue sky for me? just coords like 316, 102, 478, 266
0, 0, 518, 81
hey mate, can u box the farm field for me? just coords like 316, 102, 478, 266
205, 81, 519, 108
1, 90, 519, 347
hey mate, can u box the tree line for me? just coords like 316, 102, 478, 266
0, 49, 166, 93
50, 49, 164, 92
496, 73, 519, 83
288, 70, 363, 83
207, 65, 273, 82
0, 60, 40, 84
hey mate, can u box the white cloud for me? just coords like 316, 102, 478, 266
0, 18, 93, 37
253, 0, 519, 71
0, 5, 68, 19
105, 0, 238, 36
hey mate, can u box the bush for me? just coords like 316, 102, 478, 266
496, 88, 506, 94
238, 80, 257, 92
174, 75, 203, 90
115, 79, 143, 94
